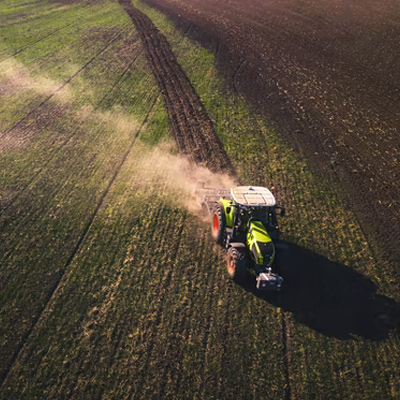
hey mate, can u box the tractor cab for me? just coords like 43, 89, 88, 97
229, 186, 282, 240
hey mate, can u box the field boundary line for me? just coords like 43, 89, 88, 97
0, 93, 160, 390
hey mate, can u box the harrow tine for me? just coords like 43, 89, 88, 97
194, 185, 232, 215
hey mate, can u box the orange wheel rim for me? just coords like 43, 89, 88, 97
228, 255, 235, 274
213, 214, 219, 236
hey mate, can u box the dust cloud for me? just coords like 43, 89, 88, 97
0, 59, 72, 100
132, 142, 238, 217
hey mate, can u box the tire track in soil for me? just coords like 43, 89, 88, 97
118, 0, 234, 176
118, 2, 293, 398
0, 94, 160, 390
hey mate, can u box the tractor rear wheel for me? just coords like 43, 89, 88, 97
227, 247, 249, 282
212, 205, 226, 246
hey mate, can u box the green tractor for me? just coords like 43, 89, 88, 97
198, 185, 285, 290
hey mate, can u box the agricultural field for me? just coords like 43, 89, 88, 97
0, 0, 399, 399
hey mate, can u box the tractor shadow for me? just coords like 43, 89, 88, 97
239, 241, 400, 340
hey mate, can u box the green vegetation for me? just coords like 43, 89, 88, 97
0, 1, 286, 398
0, 0, 398, 398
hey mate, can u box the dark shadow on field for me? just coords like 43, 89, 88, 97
238, 242, 400, 341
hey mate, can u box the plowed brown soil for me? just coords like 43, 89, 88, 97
142, 0, 400, 264
119, 0, 235, 176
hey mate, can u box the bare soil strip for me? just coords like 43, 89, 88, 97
118, 0, 234, 176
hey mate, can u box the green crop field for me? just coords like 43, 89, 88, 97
0, 0, 399, 398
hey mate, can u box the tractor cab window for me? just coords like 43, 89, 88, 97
251, 207, 269, 224
251, 206, 277, 227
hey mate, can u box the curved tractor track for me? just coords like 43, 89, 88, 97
119, 0, 234, 176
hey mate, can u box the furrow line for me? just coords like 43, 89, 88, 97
130, 11, 196, 161
141, 25, 211, 163
138, 12, 228, 170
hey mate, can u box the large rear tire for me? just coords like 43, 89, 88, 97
211, 205, 226, 246
227, 247, 249, 282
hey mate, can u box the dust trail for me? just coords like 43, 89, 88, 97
0, 59, 72, 100
131, 142, 238, 216
0, 58, 139, 153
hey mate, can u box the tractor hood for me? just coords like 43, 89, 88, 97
247, 220, 275, 266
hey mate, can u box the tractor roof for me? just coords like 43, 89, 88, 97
230, 186, 276, 207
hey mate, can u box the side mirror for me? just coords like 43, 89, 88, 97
280, 208, 286, 217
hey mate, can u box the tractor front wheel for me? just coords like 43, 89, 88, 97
211, 205, 226, 246
227, 247, 249, 282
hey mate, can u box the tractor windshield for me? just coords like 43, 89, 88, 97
251, 206, 277, 227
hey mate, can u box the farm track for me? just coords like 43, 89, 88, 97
118, 0, 234, 176
0, 91, 159, 389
